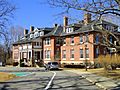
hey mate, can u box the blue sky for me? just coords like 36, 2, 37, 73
12, 0, 62, 29
11, 0, 83, 30
10, 0, 119, 31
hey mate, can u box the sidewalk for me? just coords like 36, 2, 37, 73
66, 69, 120, 90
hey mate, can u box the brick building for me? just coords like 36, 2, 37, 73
12, 26, 53, 66
42, 25, 63, 64
42, 13, 120, 66
13, 13, 120, 67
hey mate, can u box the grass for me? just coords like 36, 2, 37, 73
85, 68, 120, 80
0, 72, 17, 82
64, 68, 120, 80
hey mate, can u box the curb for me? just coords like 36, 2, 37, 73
66, 70, 117, 90
81, 75, 118, 90
81, 75, 107, 90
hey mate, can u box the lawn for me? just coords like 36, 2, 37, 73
0, 72, 16, 82
65, 68, 120, 80
89, 68, 120, 80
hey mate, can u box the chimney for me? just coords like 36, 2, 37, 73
24, 29, 28, 35
30, 26, 34, 32
84, 13, 91, 25
63, 16, 68, 32
54, 23, 58, 27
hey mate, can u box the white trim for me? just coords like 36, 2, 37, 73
80, 42, 83, 44
45, 44, 51, 46
70, 58, 74, 60
63, 44, 66, 46
79, 58, 90, 60
44, 58, 51, 60
62, 58, 66, 60
70, 43, 74, 45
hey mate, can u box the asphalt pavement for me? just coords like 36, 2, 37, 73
49, 71, 100, 90
0, 67, 101, 90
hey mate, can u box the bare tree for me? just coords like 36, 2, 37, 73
9, 26, 24, 43
47, 0, 120, 17
0, 0, 15, 65
5, 26, 24, 65
47, 0, 120, 47
0, 0, 15, 37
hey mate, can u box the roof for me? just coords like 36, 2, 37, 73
42, 26, 63, 37
13, 27, 53, 45
61, 19, 120, 37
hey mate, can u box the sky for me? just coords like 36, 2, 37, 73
10, 0, 83, 30
9, 0, 120, 31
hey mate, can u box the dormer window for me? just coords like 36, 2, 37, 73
30, 34, 34, 39
66, 27, 73, 33
40, 31, 44, 36
34, 32, 39, 38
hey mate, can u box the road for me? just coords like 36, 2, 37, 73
0, 69, 101, 90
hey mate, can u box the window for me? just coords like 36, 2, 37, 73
80, 35, 83, 43
102, 36, 106, 44
45, 50, 50, 59
85, 48, 89, 58
109, 36, 112, 43
34, 32, 39, 38
70, 36, 74, 44
95, 34, 99, 44
85, 34, 89, 42
36, 42, 39, 46
56, 38, 60, 45
106, 25, 109, 30
55, 48, 60, 59
103, 48, 106, 55
40, 42, 42, 46
80, 49, 83, 58
14, 53, 18, 59
40, 32, 44, 36
63, 38, 66, 44
70, 49, 74, 58
62, 50, 66, 58
29, 52, 31, 59
96, 48, 99, 58
30, 34, 34, 39
34, 52, 37, 59
66, 28, 73, 33
45, 38, 51, 45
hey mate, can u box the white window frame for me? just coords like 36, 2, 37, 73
45, 38, 51, 45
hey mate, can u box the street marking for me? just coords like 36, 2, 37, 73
45, 72, 56, 90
